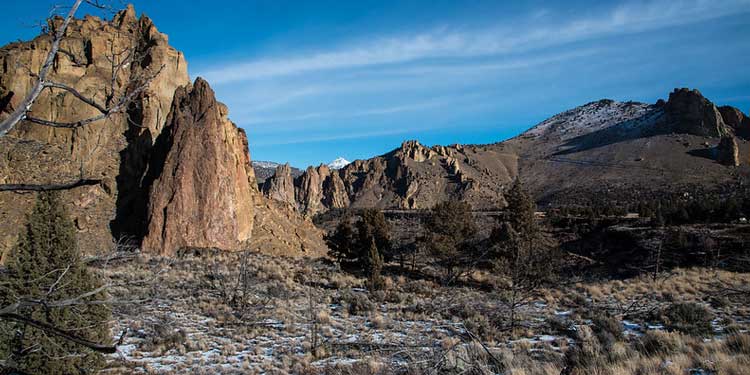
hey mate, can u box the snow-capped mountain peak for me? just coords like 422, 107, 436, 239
328, 157, 350, 169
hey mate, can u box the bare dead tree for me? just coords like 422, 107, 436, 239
0, 0, 164, 192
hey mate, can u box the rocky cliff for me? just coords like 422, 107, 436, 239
663, 88, 731, 138
262, 139, 515, 215
141, 78, 257, 255
0, 6, 189, 258
0, 5, 325, 258
717, 135, 740, 167
261, 163, 297, 207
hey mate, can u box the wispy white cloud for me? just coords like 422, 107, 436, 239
200, 0, 750, 84
252, 128, 415, 146
244, 97, 451, 125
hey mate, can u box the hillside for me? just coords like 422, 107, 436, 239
505, 89, 750, 208
262, 89, 750, 214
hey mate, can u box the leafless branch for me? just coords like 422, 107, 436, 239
0, 179, 101, 192
0, 313, 118, 353
0, 0, 85, 137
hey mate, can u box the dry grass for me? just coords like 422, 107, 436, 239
94, 252, 750, 374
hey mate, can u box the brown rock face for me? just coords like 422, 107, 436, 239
264, 140, 512, 214
0, 5, 189, 257
716, 135, 740, 167
718, 106, 749, 139
141, 78, 257, 255
251, 200, 327, 257
322, 170, 350, 209
261, 164, 296, 207
295, 165, 330, 215
665, 88, 729, 137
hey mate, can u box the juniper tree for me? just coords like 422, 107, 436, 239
325, 209, 391, 279
325, 211, 358, 266
357, 209, 391, 261
422, 201, 478, 284
0, 192, 111, 374
365, 238, 384, 290
492, 179, 560, 333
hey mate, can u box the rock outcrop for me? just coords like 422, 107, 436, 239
716, 135, 740, 167
664, 88, 729, 137
0, 5, 189, 257
719, 106, 749, 139
295, 165, 330, 215
251, 199, 327, 257
0, 5, 327, 259
261, 163, 296, 207
141, 78, 257, 255
275, 88, 749, 216
264, 140, 513, 214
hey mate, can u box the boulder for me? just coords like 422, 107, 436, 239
716, 135, 740, 167
141, 78, 257, 255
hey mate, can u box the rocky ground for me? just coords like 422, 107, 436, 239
95, 251, 750, 375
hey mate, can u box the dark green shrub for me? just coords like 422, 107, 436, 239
591, 313, 623, 349
422, 201, 478, 284
339, 290, 375, 315
660, 302, 713, 337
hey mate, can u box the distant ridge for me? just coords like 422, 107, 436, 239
260, 88, 750, 214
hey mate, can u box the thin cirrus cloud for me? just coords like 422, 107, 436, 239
200, 0, 750, 84
244, 97, 455, 126
224, 47, 602, 127
197, 0, 749, 166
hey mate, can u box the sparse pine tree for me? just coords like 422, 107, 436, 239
0, 192, 111, 374
357, 209, 391, 261
325, 211, 358, 265
326, 209, 391, 277
422, 201, 478, 284
365, 238, 384, 290
492, 179, 560, 333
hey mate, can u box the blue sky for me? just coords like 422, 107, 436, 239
2, 1, 749, 167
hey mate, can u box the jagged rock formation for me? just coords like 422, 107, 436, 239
261, 163, 296, 207
263, 140, 514, 214
141, 79, 257, 255
295, 165, 330, 215
253, 160, 303, 184
322, 169, 350, 209
716, 135, 740, 167
664, 88, 729, 137
0, 5, 326, 258
0, 5, 189, 258
719, 106, 750, 139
